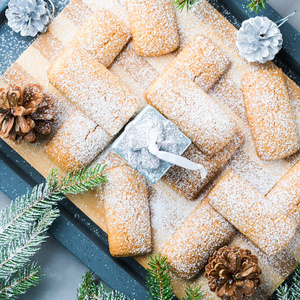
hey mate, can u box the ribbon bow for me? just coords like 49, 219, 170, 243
127, 119, 207, 179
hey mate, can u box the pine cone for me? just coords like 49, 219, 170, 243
236, 16, 283, 64
205, 246, 262, 300
0, 84, 54, 144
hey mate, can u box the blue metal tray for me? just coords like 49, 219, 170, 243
0, 1, 299, 299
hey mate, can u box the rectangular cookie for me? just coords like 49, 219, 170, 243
267, 160, 300, 224
103, 166, 152, 256
45, 109, 111, 172
48, 48, 139, 137
69, 8, 131, 68
146, 70, 239, 156
241, 69, 300, 160
127, 0, 179, 56
208, 170, 297, 255
168, 35, 231, 92
163, 133, 243, 200
161, 200, 236, 279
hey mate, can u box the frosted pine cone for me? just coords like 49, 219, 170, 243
236, 16, 283, 64
6, 0, 52, 37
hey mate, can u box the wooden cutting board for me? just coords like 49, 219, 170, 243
1, 0, 300, 298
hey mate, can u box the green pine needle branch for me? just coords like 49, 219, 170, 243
173, 0, 268, 13
0, 263, 41, 300
0, 164, 107, 299
76, 271, 130, 300
146, 253, 174, 300
182, 285, 204, 300
78, 254, 203, 300
246, 0, 268, 12
277, 264, 300, 300
173, 0, 199, 11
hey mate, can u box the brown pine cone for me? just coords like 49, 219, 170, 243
205, 246, 262, 300
0, 84, 54, 144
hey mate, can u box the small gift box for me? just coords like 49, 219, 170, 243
112, 105, 192, 184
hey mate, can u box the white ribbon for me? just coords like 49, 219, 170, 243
148, 130, 207, 179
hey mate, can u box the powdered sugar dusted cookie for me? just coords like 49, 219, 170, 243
267, 161, 300, 224
45, 109, 111, 172
242, 69, 300, 160
161, 200, 236, 279
103, 166, 152, 256
70, 8, 131, 68
127, 0, 179, 56
168, 35, 231, 92
164, 133, 243, 200
208, 170, 297, 255
48, 48, 139, 137
146, 70, 239, 156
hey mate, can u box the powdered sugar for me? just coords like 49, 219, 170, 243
127, 0, 179, 56
45, 109, 111, 171
146, 70, 239, 156
103, 165, 152, 256
208, 170, 297, 255
161, 200, 236, 279
48, 48, 139, 137
242, 69, 300, 160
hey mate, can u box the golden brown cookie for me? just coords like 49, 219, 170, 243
267, 161, 300, 224
70, 8, 131, 67
48, 48, 139, 137
146, 70, 239, 156
164, 133, 243, 200
208, 170, 297, 255
161, 200, 236, 279
45, 109, 111, 172
127, 0, 179, 56
241, 69, 300, 160
103, 166, 152, 256
168, 35, 231, 91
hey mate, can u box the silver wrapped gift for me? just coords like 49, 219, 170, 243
112, 105, 191, 184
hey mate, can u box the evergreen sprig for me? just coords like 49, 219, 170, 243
173, 0, 269, 12
182, 285, 204, 300
0, 164, 107, 244
0, 165, 107, 299
277, 264, 300, 300
246, 0, 268, 12
0, 263, 41, 300
173, 0, 198, 11
0, 208, 59, 279
76, 271, 130, 300
146, 253, 174, 300
77, 254, 204, 300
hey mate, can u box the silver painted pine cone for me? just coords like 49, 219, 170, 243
6, 0, 52, 37
236, 16, 283, 64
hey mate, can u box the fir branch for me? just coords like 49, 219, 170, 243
0, 262, 41, 300
173, 0, 199, 11
57, 164, 107, 195
0, 184, 60, 244
146, 253, 174, 300
246, 0, 268, 12
0, 165, 107, 299
182, 285, 204, 300
76, 271, 130, 300
0, 164, 107, 244
173, 0, 269, 13
76, 271, 93, 300
277, 264, 300, 300
0, 208, 59, 279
